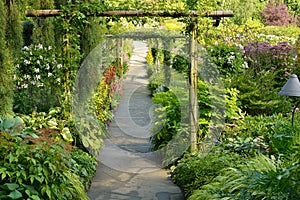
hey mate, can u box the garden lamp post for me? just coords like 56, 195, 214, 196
279, 74, 300, 125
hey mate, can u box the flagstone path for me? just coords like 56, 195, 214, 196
87, 41, 185, 200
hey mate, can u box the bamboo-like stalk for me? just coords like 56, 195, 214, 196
25, 9, 233, 18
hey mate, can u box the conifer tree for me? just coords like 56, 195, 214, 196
0, 0, 23, 117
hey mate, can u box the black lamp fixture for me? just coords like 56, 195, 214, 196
212, 17, 222, 27
279, 74, 300, 125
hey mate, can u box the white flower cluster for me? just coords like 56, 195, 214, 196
227, 52, 236, 64
16, 44, 63, 89
255, 33, 297, 45
223, 33, 297, 47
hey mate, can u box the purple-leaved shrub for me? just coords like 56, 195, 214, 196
261, 1, 296, 26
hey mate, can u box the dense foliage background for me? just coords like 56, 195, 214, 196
0, 0, 299, 199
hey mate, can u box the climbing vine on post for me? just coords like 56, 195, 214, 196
57, 2, 111, 118
59, 8, 84, 118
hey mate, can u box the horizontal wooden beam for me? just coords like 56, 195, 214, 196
25, 9, 233, 18
105, 34, 187, 39
26, 10, 61, 17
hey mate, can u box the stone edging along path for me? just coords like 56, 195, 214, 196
87, 41, 184, 200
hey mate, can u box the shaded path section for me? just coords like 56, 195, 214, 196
87, 41, 184, 200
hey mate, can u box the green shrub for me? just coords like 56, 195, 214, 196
0, 131, 88, 200
18, 108, 74, 144
172, 111, 300, 199
197, 79, 241, 139
0, 118, 97, 199
92, 79, 113, 125
70, 149, 97, 190
226, 69, 292, 115
74, 59, 130, 156
222, 113, 300, 156
149, 70, 241, 158
172, 55, 189, 76
172, 148, 244, 197
148, 72, 165, 94
150, 90, 181, 150
197, 80, 212, 137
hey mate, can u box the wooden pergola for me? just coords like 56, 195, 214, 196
25, 9, 233, 152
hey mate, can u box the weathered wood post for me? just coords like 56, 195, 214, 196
155, 38, 161, 68
116, 37, 123, 74
189, 19, 198, 152
297, 34, 300, 65
163, 39, 171, 87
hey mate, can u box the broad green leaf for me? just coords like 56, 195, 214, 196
47, 120, 58, 129
1, 173, 6, 180
3, 118, 15, 130
24, 184, 39, 195
1, 183, 19, 191
8, 190, 22, 199
61, 127, 73, 142
30, 195, 41, 200
14, 117, 23, 126
28, 132, 39, 139
45, 185, 51, 199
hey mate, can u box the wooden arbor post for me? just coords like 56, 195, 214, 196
163, 39, 171, 87
116, 37, 123, 74
155, 38, 161, 68
189, 19, 198, 152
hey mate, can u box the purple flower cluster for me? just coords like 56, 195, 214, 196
244, 41, 297, 78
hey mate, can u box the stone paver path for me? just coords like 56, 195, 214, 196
87, 41, 185, 200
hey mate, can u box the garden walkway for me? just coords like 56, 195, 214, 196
87, 41, 184, 200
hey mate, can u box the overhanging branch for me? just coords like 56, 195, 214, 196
25, 9, 233, 18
